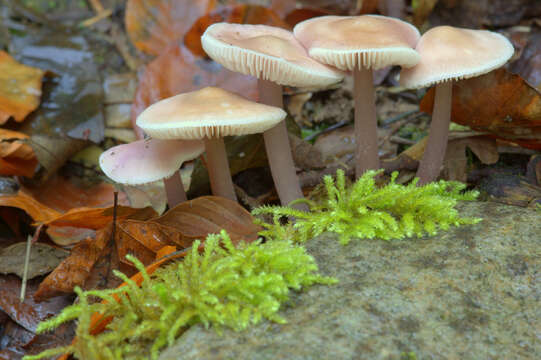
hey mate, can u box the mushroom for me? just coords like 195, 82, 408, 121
136, 87, 286, 201
99, 138, 204, 207
400, 26, 514, 184
201, 23, 344, 208
293, 15, 420, 177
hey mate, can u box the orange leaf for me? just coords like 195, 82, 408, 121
420, 69, 541, 150
151, 195, 262, 243
45, 206, 157, 230
0, 191, 60, 223
0, 51, 45, 124
0, 129, 38, 177
184, 4, 289, 57
35, 196, 259, 301
125, 0, 216, 56
131, 44, 258, 139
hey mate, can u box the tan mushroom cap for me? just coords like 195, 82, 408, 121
293, 15, 420, 71
201, 23, 344, 87
136, 87, 286, 139
400, 26, 514, 89
99, 139, 204, 185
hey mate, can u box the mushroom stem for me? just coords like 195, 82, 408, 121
163, 170, 187, 208
354, 66, 380, 178
258, 79, 307, 210
416, 81, 453, 185
204, 137, 237, 201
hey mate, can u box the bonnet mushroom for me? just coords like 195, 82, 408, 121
136, 86, 286, 201
400, 26, 514, 184
293, 15, 420, 177
201, 23, 344, 208
99, 138, 204, 207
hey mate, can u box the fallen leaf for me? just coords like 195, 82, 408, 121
442, 136, 499, 182
412, 0, 438, 28
185, 4, 289, 57
509, 25, 541, 90
131, 43, 258, 139
420, 69, 541, 150
0, 242, 69, 279
0, 129, 38, 177
427, 0, 541, 28
125, 0, 216, 56
479, 173, 541, 208
0, 51, 45, 124
284, 7, 333, 27
35, 196, 260, 300
0, 191, 60, 223
10, 30, 105, 179
0, 275, 72, 332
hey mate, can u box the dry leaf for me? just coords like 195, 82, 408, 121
125, 0, 216, 56
420, 69, 541, 150
0, 191, 60, 223
0, 129, 38, 177
185, 4, 289, 57
131, 44, 258, 139
35, 196, 260, 300
0, 51, 45, 124
0, 242, 69, 279
443, 136, 499, 182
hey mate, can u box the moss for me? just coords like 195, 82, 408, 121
24, 231, 335, 360
254, 169, 481, 245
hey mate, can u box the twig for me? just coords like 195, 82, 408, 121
80, 8, 112, 27
304, 120, 350, 142
20, 223, 43, 302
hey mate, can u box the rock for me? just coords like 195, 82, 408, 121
160, 201, 541, 360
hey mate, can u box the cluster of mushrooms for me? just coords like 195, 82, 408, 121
100, 15, 514, 209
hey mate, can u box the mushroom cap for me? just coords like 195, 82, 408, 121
99, 138, 205, 185
201, 23, 344, 87
293, 15, 420, 71
136, 87, 286, 139
400, 26, 514, 89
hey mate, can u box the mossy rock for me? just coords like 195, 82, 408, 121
160, 201, 541, 360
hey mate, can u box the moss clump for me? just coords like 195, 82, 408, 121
24, 231, 335, 360
254, 169, 481, 245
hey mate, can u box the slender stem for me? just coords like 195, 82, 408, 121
416, 81, 453, 185
354, 67, 380, 178
258, 79, 307, 210
163, 170, 187, 207
204, 137, 237, 201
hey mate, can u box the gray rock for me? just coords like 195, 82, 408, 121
160, 201, 541, 360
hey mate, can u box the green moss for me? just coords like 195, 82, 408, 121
254, 169, 481, 245
24, 231, 335, 360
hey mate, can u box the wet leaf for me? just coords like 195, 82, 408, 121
35, 196, 260, 300
125, 0, 216, 56
10, 30, 105, 178
0, 275, 72, 332
420, 69, 541, 150
0, 129, 38, 177
0, 242, 69, 279
185, 4, 289, 57
0, 51, 45, 124
131, 43, 258, 139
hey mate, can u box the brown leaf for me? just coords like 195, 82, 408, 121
125, 0, 216, 56
0, 51, 45, 124
443, 136, 499, 182
35, 196, 260, 300
0, 275, 72, 332
185, 4, 289, 57
45, 206, 157, 230
0, 129, 38, 177
420, 69, 541, 150
0, 242, 69, 279
131, 44, 258, 139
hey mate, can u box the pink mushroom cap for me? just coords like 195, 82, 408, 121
99, 138, 204, 185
